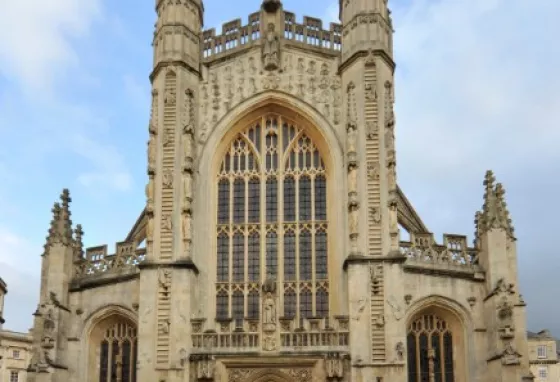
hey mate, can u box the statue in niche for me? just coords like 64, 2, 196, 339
262, 23, 280, 71
263, 293, 276, 326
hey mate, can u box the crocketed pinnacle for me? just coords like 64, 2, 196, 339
73, 224, 84, 263
44, 189, 74, 251
476, 171, 515, 239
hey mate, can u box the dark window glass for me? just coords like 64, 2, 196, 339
419, 333, 429, 381
217, 235, 229, 282
299, 176, 312, 221
284, 177, 296, 221
300, 290, 312, 318
232, 234, 244, 282
315, 175, 327, 220
233, 179, 245, 223
217, 292, 229, 319
100, 340, 109, 382
248, 233, 260, 282
284, 232, 296, 281
122, 340, 131, 382
266, 232, 278, 277
266, 178, 277, 222
111, 340, 119, 382
299, 231, 312, 280
248, 291, 260, 319
407, 333, 417, 382
444, 332, 454, 381
316, 290, 329, 318
218, 179, 230, 224
232, 292, 244, 326
315, 231, 328, 280
432, 333, 442, 382
248, 179, 260, 222
132, 340, 137, 382
284, 290, 297, 319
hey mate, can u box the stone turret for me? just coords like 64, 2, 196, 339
339, 0, 393, 65
476, 171, 534, 381
28, 190, 78, 380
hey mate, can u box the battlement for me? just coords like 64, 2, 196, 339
202, 10, 342, 61
74, 241, 146, 278
400, 233, 480, 271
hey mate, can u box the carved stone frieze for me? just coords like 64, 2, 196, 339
191, 355, 216, 381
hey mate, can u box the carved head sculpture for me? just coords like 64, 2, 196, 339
262, 0, 282, 13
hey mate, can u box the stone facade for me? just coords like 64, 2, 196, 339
24, 0, 536, 381
527, 330, 560, 381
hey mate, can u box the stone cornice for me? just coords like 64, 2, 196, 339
138, 258, 199, 274
403, 263, 486, 282
150, 61, 201, 83
343, 253, 407, 270
69, 272, 140, 292
339, 49, 395, 74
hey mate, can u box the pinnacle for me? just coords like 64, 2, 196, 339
476, 171, 515, 239
44, 189, 75, 251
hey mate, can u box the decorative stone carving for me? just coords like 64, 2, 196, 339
351, 297, 367, 321
192, 355, 215, 381
145, 176, 155, 213
182, 89, 195, 135
369, 207, 381, 225
158, 269, 171, 293
147, 138, 156, 174
404, 294, 413, 305
501, 342, 521, 365
262, 23, 280, 71
367, 161, 380, 181
395, 341, 405, 361
497, 296, 515, 339
262, 275, 277, 351
387, 296, 404, 321
149, 89, 159, 135
467, 296, 477, 308
373, 314, 385, 328
162, 214, 173, 231
325, 353, 345, 381
370, 265, 382, 295
162, 170, 174, 189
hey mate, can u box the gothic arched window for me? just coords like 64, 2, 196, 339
216, 114, 329, 322
97, 320, 137, 382
407, 314, 455, 382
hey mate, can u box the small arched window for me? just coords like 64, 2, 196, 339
216, 114, 329, 321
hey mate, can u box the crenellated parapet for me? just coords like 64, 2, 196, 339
202, 11, 341, 63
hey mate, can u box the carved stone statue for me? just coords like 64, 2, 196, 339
263, 292, 276, 326
262, 23, 280, 71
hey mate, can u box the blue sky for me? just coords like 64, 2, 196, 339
0, 0, 559, 334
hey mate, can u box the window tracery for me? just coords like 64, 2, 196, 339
97, 321, 137, 382
407, 314, 455, 382
216, 114, 329, 322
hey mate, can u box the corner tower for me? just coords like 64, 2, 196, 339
339, 0, 401, 377
138, 0, 203, 379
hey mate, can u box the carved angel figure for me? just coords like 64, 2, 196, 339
262, 23, 280, 71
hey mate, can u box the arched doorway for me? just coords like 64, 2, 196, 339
88, 314, 137, 382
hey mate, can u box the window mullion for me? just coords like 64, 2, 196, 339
295, 174, 301, 320
311, 174, 317, 316
259, 116, 266, 286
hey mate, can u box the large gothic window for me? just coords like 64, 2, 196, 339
96, 320, 137, 382
407, 314, 455, 382
216, 114, 329, 323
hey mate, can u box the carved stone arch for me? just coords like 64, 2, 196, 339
195, 90, 347, 324
80, 304, 138, 382
405, 295, 473, 382
246, 369, 293, 382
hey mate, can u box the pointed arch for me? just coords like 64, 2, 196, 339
246, 369, 294, 382
405, 296, 472, 382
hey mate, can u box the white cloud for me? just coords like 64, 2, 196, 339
0, 0, 102, 96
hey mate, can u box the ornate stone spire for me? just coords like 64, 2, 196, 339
476, 171, 515, 239
45, 189, 74, 251
73, 224, 84, 263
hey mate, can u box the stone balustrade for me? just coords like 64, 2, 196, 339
74, 242, 146, 278
400, 233, 479, 269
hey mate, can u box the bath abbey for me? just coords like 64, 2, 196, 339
22, 0, 536, 381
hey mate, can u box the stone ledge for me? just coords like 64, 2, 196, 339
343, 253, 407, 270
69, 272, 140, 292
138, 258, 199, 274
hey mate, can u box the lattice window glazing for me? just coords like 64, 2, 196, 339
216, 114, 329, 321
407, 314, 455, 382
98, 321, 137, 382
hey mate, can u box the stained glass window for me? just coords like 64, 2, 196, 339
216, 114, 329, 320
407, 314, 455, 382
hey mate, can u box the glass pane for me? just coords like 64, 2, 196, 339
218, 179, 230, 224
284, 232, 296, 281
266, 178, 278, 222
248, 291, 260, 319
299, 176, 312, 221
248, 233, 260, 282
444, 332, 454, 381
132, 340, 137, 382
232, 234, 244, 282
284, 177, 296, 221
419, 333, 429, 382
266, 232, 278, 277
100, 340, 109, 382
432, 333, 442, 382
111, 340, 119, 382
248, 179, 260, 222
122, 340, 131, 382
300, 290, 312, 318
315, 175, 327, 220
217, 293, 229, 319
284, 291, 296, 319
217, 235, 229, 282
407, 334, 417, 382
232, 292, 244, 325
315, 231, 328, 280
316, 290, 329, 318
299, 231, 312, 280
233, 179, 245, 223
